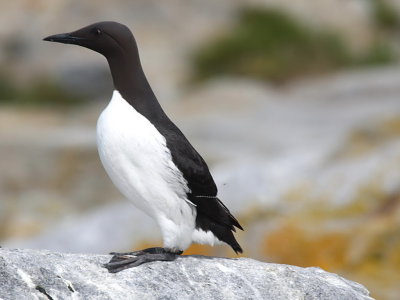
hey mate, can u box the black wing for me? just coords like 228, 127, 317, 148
158, 121, 243, 253
158, 122, 217, 197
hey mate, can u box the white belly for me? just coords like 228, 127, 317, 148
96, 90, 196, 250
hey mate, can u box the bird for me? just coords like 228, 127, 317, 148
43, 21, 243, 273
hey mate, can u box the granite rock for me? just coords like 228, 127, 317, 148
0, 248, 373, 300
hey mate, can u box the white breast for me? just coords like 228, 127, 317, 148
96, 90, 196, 251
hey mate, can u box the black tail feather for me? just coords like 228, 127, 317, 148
190, 195, 243, 253
215, 198, 243, 231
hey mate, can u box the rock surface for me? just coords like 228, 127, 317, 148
0, 248, 372, 300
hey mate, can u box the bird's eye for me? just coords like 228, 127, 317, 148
94, 28, 102, 36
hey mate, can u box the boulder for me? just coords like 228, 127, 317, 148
0, 248, 373, 300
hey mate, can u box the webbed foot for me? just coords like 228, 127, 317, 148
104, 247, 183, 273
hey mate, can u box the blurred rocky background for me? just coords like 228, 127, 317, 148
1, 1, 400, 299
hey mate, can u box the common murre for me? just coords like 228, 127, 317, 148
44, 21, 243, 273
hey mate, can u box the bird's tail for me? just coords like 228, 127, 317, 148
190, 195, 243, 253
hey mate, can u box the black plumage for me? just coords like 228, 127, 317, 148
44, 21, 243, 272
156, 120, 243, 254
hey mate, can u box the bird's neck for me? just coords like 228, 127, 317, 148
106, 53, 165, 119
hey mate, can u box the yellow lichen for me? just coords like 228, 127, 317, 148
263, 223, 350, 271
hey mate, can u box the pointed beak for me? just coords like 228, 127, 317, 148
43, 33, 86, 45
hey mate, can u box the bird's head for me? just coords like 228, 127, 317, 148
43, 21, 136, 58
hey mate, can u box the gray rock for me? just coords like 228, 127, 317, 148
0, 248, 373, 300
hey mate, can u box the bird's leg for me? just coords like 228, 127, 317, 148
104, 247, 183, 273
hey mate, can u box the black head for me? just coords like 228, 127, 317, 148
43, 21, 158, 108
43, 21, 136, 58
